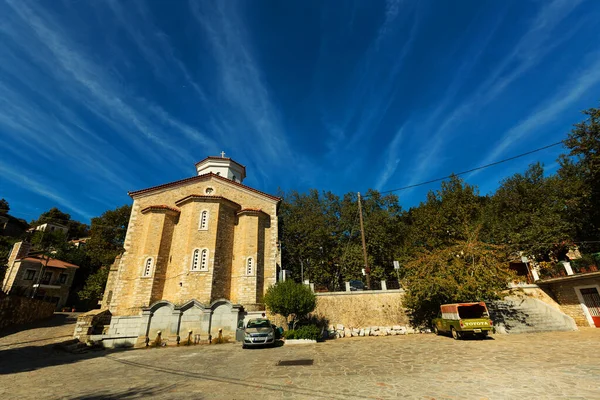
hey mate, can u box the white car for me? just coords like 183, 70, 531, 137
242, 318, 275, 348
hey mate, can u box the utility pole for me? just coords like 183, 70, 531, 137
357, 192, 370, 290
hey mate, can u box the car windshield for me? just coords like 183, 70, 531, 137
247, 319, 271, 328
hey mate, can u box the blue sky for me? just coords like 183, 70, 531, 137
1, 0, 599, 223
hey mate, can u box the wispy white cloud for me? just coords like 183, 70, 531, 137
375, 0, 403, 49
189, 1, 293, 167
0, 161, 94, 220
327, 0, 419, 166
405, 0, 583, 187
375, 126, 404, 190
0, 0, 230, 213
470, 54, 600, 176
1, 0, 217, 172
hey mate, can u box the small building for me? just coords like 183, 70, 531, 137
537, 272, 600, 328
70, 237, 90, 249
2, 241, 79, 310
34, 222, 69, 235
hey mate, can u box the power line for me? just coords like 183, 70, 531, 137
378, 140, 565, 195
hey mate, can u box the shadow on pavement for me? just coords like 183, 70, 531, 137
105, 356, 372, 399
0, 341, 130, 375
67, 384, 182, 400
0, 312, 80, 339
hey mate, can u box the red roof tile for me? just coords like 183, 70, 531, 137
237, 208, 268, 216
18, 256, 79, 269
128, 172, 281, 202
174, 195, 241, 209
140, 205, 181, 214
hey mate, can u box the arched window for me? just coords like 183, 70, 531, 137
142, 257, 153, 277
200, 249, 208, 271
191, 249, 200, 271
199, 210, 209, 230
246, 257, 254, 276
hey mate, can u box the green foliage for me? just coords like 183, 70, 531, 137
77, 267, 109, 305
402, 241, 514, 326
560, 105, 600, 251
279, 189, 404, 290
85, 205, 131, 267
31, 230, 68, 254
263, 280, 316, 329
406, 175, 485, 252
29, 207, 89, 240
483, 163, 575, 259
0, 198, 9, 214
283, 325, 320, 341
0, 235, 18, 266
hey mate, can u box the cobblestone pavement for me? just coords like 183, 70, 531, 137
1, 314, 599, 400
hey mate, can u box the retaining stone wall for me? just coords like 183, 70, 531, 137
0, 294, 55, 330
312, 290, 409, 329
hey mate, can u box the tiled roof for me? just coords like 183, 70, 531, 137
18, 256, 80, 269
128, 172, 281, 202
174, 195, 241, 209
237, 208, 268, 216
140, 205, 181, 214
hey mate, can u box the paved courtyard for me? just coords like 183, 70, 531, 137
1, 314, 599, 400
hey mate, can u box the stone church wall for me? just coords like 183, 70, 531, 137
108, 176, 279, 316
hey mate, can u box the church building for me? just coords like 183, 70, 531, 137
99, 155, 281, 346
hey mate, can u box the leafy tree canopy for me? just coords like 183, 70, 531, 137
0, 198, 9, 215
264, 280, 316, 329
402, 241, 514, 326
85, 205, 131, 267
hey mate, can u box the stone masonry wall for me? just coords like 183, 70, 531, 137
0, 294, 55, 330
311, 290, 409, 329
544, 277, 600, 327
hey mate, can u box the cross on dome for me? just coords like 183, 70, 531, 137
220, 151, 226, 158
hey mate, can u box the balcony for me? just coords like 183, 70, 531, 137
537, 260, 599, 281
33, 279, 66, 290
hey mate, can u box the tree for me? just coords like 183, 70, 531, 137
559, 105, 600, 251
29, 207, 90, 240
85, 205, 131, 267
405, 175, 485, 253
77, 266, 109, 306
484, 163, 575, 260
0, 198, 9, 215
402, 240, 514, 326
32, 207, 71, 226
279, 190, 341, 288
263, 280, 316, 329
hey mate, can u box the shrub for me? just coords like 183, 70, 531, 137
296, 325, 320, 341
283, 325, 320, 341
264, 280, 316, 329
283, 329, 297, 339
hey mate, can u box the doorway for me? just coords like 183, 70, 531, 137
575, 286, 600, 327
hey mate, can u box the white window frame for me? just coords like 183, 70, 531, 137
191, 248, 201, 271
199, 209, 209, 231
574, 284, 600, 327
142, 257, 154, 278
246, 257, 254, 276
200, 248, 209, 271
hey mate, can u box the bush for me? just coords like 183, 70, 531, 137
283, 325, 320, 341
264, 280, 316, 329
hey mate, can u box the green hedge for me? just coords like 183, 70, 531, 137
283, 325, 320, 341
